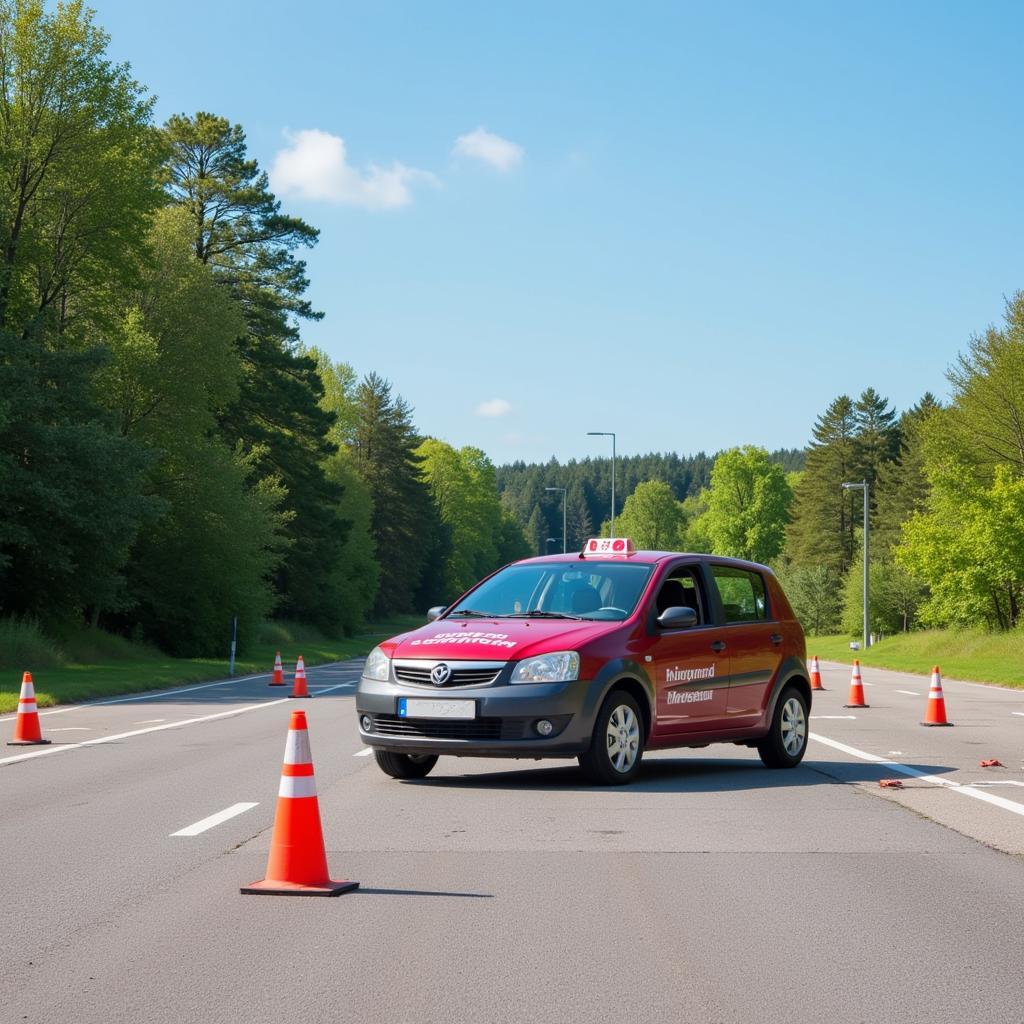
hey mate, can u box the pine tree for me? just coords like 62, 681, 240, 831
162, 112, 348, 630
852, 387, 901, 496
785, 395, 860, 573
350, 373, 434, 615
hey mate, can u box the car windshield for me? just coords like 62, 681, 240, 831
447, 561, 654, 622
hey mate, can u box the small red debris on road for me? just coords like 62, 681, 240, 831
979, 759, 1003, 768
879, 779, 904, 789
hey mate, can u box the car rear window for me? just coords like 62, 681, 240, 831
710, 565, 768, 623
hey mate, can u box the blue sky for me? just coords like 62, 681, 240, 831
98, 0, 1024, 464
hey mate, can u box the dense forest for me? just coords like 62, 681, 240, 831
2, 4, 1021, 657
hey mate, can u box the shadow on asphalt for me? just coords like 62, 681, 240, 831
354, 887, 493, 899
396, 757, 958, 793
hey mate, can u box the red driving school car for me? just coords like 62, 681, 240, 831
356, 539, 810, 785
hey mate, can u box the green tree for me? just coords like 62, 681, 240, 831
777, 564, 843, 636
98, 209, 284, 651
695, 445, 792, 563
873, 393, 941, 554
785, 395, 860, 572
897, 465, 1024, 629
162, 112, 347, 631
608, 480, 685, 549
852, 387, 900, 492
0, 0, 164, 335
525, 505, 547, 556
840, 548, 926, 636
0, 329, 153, 620
350, 372, 434, 614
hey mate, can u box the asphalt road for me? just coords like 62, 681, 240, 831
2, 657, 1024, 1024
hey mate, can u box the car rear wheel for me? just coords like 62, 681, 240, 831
757, 687, 808, 769
373, 750, 438, 779
578, 690, 645, 785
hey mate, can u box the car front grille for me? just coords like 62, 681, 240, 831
393, 661, 504, 688
370, 714, 530, 741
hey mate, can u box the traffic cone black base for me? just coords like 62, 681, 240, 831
240, 879, 359, 897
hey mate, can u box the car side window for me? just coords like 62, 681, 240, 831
654, 568, 706, 625
710, 565, 768, 623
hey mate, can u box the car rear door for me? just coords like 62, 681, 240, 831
707, 563, 782, 723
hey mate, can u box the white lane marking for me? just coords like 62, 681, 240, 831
47, 727, 91, 732
170, 802, 258, 837
354, 747, 374, 757
0, 698, 292, 767
136, 719, 166, 724
811, 715, 856, 720
1012, 713, 1024, 718
970, 781, 1024, 788
888, 751, 905, 756
312, 682, 356, 696
896, 690, 920, 696
810, 733, 1024, 818
0, 660, 353, 723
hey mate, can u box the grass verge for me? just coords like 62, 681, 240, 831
0, 615, 423, 714
808, 629, 1024, 688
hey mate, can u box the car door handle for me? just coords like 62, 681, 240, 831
711, 641, 726, 652
770, 634, 783, 645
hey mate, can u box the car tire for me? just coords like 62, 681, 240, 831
757, 686, 808, 769
373, 750, 439, 779
578, 690, 645, 786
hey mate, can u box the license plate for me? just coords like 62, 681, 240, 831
398, 698, 476, 720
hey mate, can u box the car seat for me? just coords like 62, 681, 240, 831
570, 587, 602, 615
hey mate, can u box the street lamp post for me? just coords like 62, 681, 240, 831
545, 487, 567, 553
842, 480, 870, 649
587, 431, 616, 535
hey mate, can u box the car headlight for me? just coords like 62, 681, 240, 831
363, 646, 391, 681
510, 651, 580, 684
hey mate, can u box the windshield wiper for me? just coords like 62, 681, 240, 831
506, 610, 584, 620
447, 609, 505, 618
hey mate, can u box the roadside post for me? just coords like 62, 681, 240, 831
229, 615, 238, 676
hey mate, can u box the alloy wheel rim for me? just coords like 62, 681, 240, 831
605, 705, 640, 773
780, 697, 806, 756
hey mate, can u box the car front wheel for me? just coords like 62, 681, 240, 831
578, 690, 645, 785
373, 750, 438, 779
757, 687, 808, 769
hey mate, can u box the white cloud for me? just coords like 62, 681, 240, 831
270, 129, 437, 210
453, 127, 524, 171
476, 398, 512, 417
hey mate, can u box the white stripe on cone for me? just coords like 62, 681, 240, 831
283, 728, 312, 765
279, 775, 317, 798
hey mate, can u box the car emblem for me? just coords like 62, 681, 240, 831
430, 663, 452, 686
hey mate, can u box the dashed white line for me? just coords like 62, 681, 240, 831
811, 715, 856, 720
810, 732, 1024, 818
136, 719, 166, 724
47, 727, 91, 732
895, 690, 920, 696
0, 698, 292, 767
1012, 712, 1024, 718
354, 747, 374, 757
170, 802, 258, 836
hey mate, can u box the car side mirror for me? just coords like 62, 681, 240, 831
657, 606, 698, 629
427, 605, 447, 622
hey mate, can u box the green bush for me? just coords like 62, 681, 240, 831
0, 617, 63, 671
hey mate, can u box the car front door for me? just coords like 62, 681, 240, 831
641, 564, 732, 736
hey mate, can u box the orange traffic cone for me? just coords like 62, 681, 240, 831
844, 660, 869, 708
270, 651, 285, 687
290, 655, 310, 698
921, 666, 953, 727
7, 672, 51, 746
809, 655, 825, 691
241, 710, 358, 896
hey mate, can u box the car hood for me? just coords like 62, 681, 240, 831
383, 616, 623, 661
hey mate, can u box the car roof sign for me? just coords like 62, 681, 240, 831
581, 537, 636, 558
